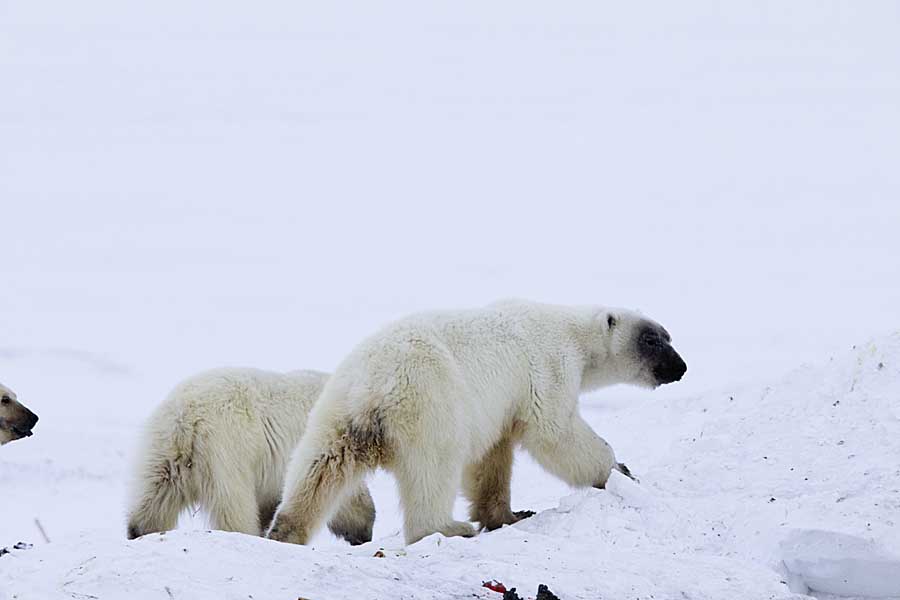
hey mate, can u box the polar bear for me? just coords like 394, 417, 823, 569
126, 368, 375, 545
0, 382, 38, 445
267, 300, 687, 546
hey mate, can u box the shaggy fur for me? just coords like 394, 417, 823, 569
268, 300, 686, 546
0, 382, 38, 446
125, 368, 375, 544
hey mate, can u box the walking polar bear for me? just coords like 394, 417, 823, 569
126, 369, 375, 545
268, 300, 687, 546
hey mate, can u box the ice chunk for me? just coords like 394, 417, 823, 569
780, 529, 900, 597
605, 469, 657, 510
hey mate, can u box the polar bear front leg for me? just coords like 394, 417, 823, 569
462, 433, 534, 531
523, 413, 619, 489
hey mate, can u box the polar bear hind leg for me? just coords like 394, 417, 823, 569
258, 496, 280, 533
205, 477, 260, 535
395, 445, 475, 544
270, 342, 476, 546
126, 465, 185, 539
326, 482, 376, 545
392, 387, 476, 545
267, 414, 379, 545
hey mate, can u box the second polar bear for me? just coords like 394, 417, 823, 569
126, 368, 375, 545
1, 381, 39, 445
268, 300, 687, 546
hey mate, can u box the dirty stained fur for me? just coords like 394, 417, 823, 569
463, 423, 534, 531
268, 408, 388, 545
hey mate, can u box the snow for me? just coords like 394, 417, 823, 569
3, 333, 899, 599
2, 1, 900, 599
781, 530, 900, 598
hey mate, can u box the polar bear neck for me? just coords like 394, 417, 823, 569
506, 302, 614, 394
544, 305, 624, 394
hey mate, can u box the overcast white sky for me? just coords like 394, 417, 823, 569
3, 1, 899, 403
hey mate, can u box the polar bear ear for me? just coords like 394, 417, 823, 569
606, 314, 617, 330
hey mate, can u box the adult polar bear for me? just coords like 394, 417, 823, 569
126, 369, 374, 545
268, 300, 687, 546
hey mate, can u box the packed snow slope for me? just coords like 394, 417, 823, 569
3, 334, 898, 599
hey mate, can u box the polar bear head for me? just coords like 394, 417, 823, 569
591, 310, 687, 390
0, 382, 39, 445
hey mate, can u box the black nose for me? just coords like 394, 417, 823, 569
654, 355, 687, 385
25, 410, 39, 429
674, 357, 687, 380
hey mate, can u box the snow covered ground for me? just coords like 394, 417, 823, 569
2, 1, 900, 599
3, 331, 899, 599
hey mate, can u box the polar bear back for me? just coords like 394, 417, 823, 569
142, 367, 328, 497
312, 303, 590, 463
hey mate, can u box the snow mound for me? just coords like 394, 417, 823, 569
3, 334, 900, 599
605, 469, 660, 510
780, 529, 900, 598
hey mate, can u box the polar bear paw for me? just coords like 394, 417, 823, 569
439, 520, 478, 539
266, 515, 308, 545
616, 462, 638, 482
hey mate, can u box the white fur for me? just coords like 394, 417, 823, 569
0, 381, 38, 446
272, 300, 666, 545
126, 368, 374, 542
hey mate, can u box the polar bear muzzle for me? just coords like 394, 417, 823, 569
635, 323, 687, 386
0, 393, 39, 444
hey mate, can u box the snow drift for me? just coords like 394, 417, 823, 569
3, 333, 899, 599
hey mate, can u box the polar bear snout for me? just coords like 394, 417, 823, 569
652, 349, 687, 385
635, 323, 687, 386
0, 393, 39, 445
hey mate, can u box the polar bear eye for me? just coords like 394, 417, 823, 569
640, 331, 663, 348
1, 396, 10, 405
